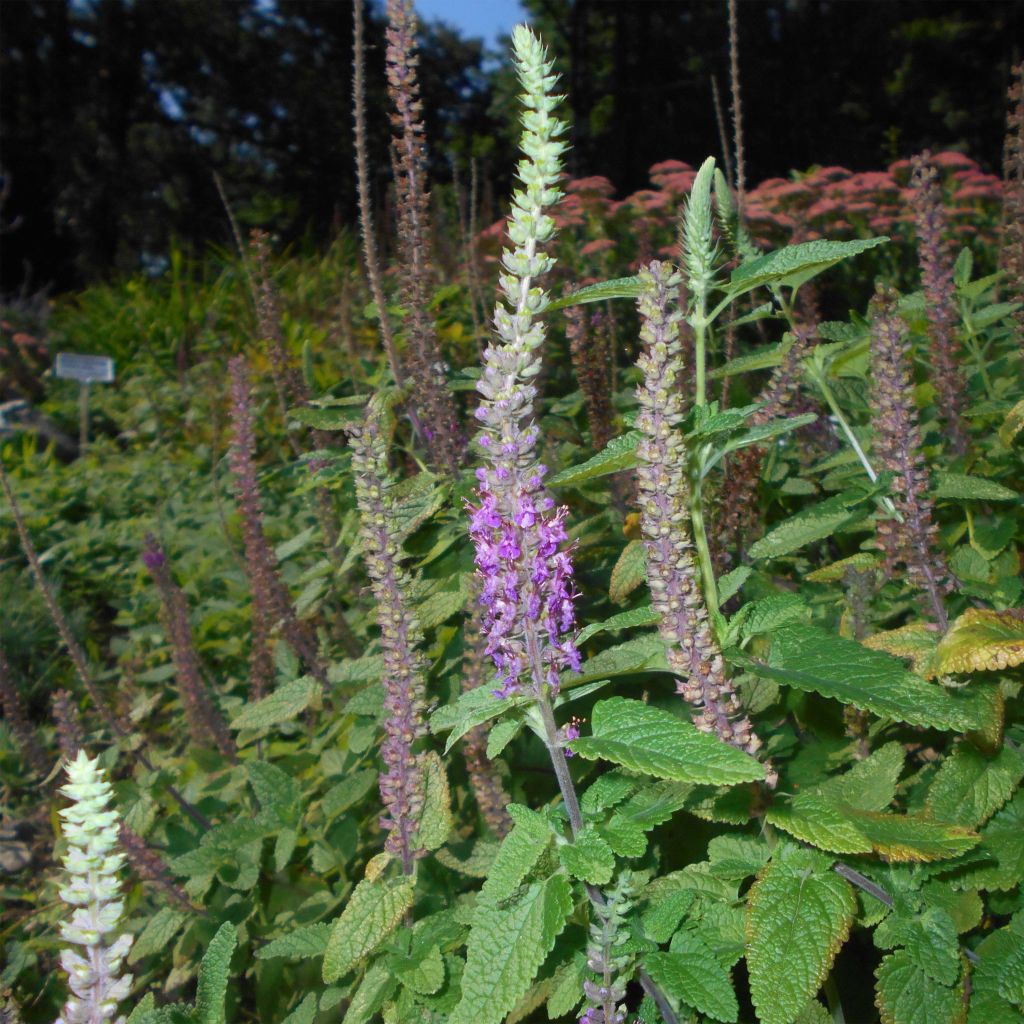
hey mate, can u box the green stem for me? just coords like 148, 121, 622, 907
690, 461, 719, 618
960, 314, 995, 402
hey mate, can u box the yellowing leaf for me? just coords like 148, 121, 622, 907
863, 623, 941, 677
609, 539, 647, 604
933, 608, 1024, 676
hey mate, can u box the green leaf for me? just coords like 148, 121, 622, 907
546, 956, 586, 1019
760, 625, 997, 732
711, 340, 787, 380
194, 922, 237, 1024
933, 472, 1018, 502
485, 717, 521, 758
838, 808, 978, 862
950, 792, 1024, 892
558, 827, 615, 885
129, 908, 188, 965
814, 741, 905, 812
926, 743, 1024, 829
580, 771, 639, 815
740, 594, 808, 640
998, 397, 1024, 447
396, 944, 445, 996
257, 923, 331, 961
548, 432, 641, 487
322, 876, 416, 982
564, 634, 667, 687
727, 237, 889, 297
718, 412, 819, 458
230, 677, 318, 731
717, 566, 752, 604
748, 492, 871, 560
415, 751, 452, 852
746, 845, 856, 1024
546, 275, 644, 312
342, 960, 396, 1024
609, 540, 647, 604
645, 936, 739, 1022
322, 769, 378, 820
932, 608, 1024, 676
568, 698, 765, 785
875, 950, 963, 1024
449, 875, 573, 1024
641, 888, 695, 943
247, 761, 300, 820
482, 804, 552, 901
968, 922, 1024, 1024
432, 686, 520, 755
575, 604, 658, 646
765, 796, 873, 856
901, 908, 960, 986
280, 994, 317, 1024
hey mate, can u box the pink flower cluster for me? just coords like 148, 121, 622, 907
468, 449, 581, 698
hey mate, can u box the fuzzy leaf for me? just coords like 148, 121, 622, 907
728, 237, 889, 297
875, 950, 964, 1024
814, 741, 905, 812
901, 908, 960, 986
558, 827, 615, 885
568, 697, 765, 785
194, 922, 237, 1024
129, 908, 188, 965
932, 608, 1024, 676
415, 751, 452, 852
564, 634, 667, 686
481, 804, 552, 902
575, 604, 658, 646
968, 922, 1024, 1024
257, 923, 331, 961
765, 796, 873, 855
748, 491, 872, 560
645, 935, 739, 1023
546, 956, 586, 1019
932, 472, 1019, 502
547, 275, 644, 312
745, 845, 856, 1024
863, 624, 940, 677
926, 743, 1024, 829
761, 625, 997, 732
396, 944, 445, 996
609, 540, 647, 604
950, 792, 1024, 891
842, 808, 978, 862
548, 431, 641, 487
342, 959, 396, 1024
449, 875, 573, 1024
322, 876, 416, 982
641, 889, 696, 943
998, 398, 1024, 448
230, 677, 318, 731
322, 769, 378, 820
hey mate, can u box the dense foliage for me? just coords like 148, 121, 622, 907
2, 13, 1023, 1024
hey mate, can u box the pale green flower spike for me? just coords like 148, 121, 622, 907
56, 750, 133, 1024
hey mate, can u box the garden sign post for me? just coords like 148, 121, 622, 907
55, 353, 115, 452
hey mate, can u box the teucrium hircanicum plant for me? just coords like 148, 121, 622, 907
56, 751, 133, 1024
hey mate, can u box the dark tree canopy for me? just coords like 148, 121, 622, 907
1, 0, 1020, 293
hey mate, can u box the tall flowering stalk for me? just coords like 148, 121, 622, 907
468, 26, 580, 705
869, 289, 952, 629
565, 300, 616, 453
52, 690, 85, 761
385, 0, 465, 475
1001, 64, 1024, 332
718, 324, 816, 562
579, 874, 634, 1024
909, 153, 969, 455
228, 357, 327, 692
346, 406, 428, 873
141, 536, 236, 761
635, 261, 769, 766
117, 823, 192, 910
0, 646, 49, 777
55, 752, 132, 1024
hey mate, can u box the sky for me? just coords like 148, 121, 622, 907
413, 0, 527, 48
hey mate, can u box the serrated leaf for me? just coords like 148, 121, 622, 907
968, 923, 1024, 1024
932, 608, 1024, 676
609, 540, 647, 604
717, 565, 752, 604
397, 944, 445, 995
558, 827, 615, 884
933, 472, 1018, 502
841, 808, 978, 862
548, 432, 641, 487
614, 780, 697, 830
432, 686, 520, 755
863, 624, 941, 677
486, 717, 521, 758
449, 875, 573, 1024
875, 949, 964, 1024
194, 922, 237, 1024
646, 936, 739, 1023
766, 796, 873, 855
482, 804, 552, 902
748, 491, 871, 560
129, 908, 188, 965
546, 955, 586, 1019
926, 743, 1024, 829
815, 741, 905, 812
901, 908, 960, 986
760, 625, 997, 732
740, 594, 808, 640
746, 845, 856, 1024
641, 889, 695, 943
564, 634, 667, 687
415, 751, 452, 851
580, 771, 639, 815
719, 412, 819, 457
230, 677, 318, 731
343, 959, 396, 1024
998, 398, 1024, 447
417, 584, 467, 631
711, 340, 787, 380
950, 792, 1024, 891
727, 237, 889, 297
280, 993, 317, 1024
322, 769, 378, 820
257, 923, 331, 960
575, 604, 659, 646
322, 876, 416, 982
804, 552, 879, 583
248, 760, 300, 820
547, 275, 644, 312
568, 698, 765, 785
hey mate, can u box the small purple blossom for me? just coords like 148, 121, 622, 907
562, 715, 582, 757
